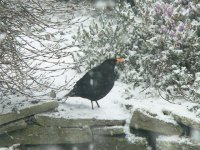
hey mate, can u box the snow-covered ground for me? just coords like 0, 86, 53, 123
0, 0, 200, 149
1, 0, 200, 128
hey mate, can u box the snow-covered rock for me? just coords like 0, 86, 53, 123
0, 120, 27, 135
163, 110, 200, 130
0, 101, 58, 126
34, 114, 126, 127
0, 125, 92, 146
92, 127, 125, 136
92, 126, 148, 150
94, 136, 148, 150
130, 109, 183, 135
156, 136, 200, 150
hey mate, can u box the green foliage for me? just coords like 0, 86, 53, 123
74, 0, 200, 102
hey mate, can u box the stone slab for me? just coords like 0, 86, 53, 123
130, 110, 183, 135
35, 115, 126, 127
94, 136, 148, 150
156, 136, 200, 150
0, 119, 27, 135
0, 125, 92, 147
0, 101, 58, 126
19, 144, 92, 150
163, 110, 200, 129
92, 127, 125, 136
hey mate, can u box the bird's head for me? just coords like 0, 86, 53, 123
99, 58, 125, 75
116, 58, 125, 63
102, 58, 125, 67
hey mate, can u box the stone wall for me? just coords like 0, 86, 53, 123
0, 101, 200, 150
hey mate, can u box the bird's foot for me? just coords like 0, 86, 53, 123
95, 101, 100, 108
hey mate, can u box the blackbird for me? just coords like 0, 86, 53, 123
64, 58, 125, 109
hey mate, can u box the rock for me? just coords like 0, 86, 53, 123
0, 144, 20, 150
21, 137, 147, 150
49, 90, 56, 98
92, 125, 148, 150
35, 115, 126, 127
20, 144, 93, 150
0, 148, 9, 150
0, 101, 58, 126
94, 136, 148, 150
130, 110, 183, 135
0, 119, 27, 135
0, 125, 92, 147
92, 127, 125, 136
156, 136, 200, 150
191, 129, 200, 143
163, 110, 200, 129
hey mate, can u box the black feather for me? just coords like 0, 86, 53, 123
65, 59, 120, 109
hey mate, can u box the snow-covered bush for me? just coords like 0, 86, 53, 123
0, 0, 76, 100
74, 0, 200, 102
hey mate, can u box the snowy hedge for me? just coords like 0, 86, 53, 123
74, 0, 200, 102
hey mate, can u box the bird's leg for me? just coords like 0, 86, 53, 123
91, 101, 94, 109
95, 101, 100, 108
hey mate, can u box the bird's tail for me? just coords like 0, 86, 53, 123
64, 93, 69, 98
63, 90, 76, 98
61, 90, 76, 103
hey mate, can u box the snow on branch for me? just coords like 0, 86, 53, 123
0, 0, 81, 101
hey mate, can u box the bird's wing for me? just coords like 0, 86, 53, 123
75, 72, 90, 86
65, 66, 102, 97
75, 66, 101, 87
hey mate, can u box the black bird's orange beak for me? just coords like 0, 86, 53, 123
116, 58, 125, 63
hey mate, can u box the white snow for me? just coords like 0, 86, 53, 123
39, 81, 200, 130
0, 144, 20, 150
191, 129, 200, 143
1, 0, 200, 148
0, 33, 6, 43
41, 82, 130, 120
1, 0, 200, 125
94, 0, 115, 10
